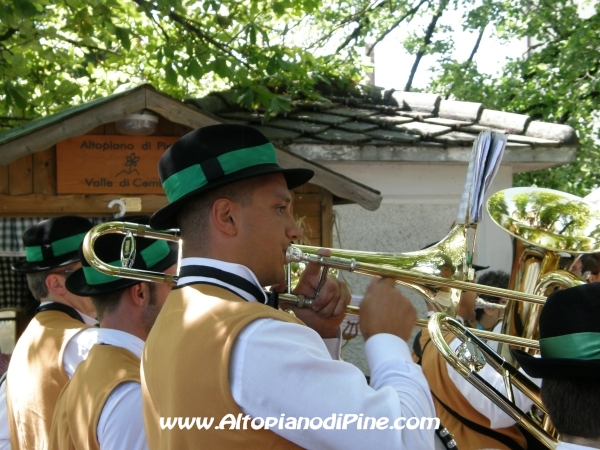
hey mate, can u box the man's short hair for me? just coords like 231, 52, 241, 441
581, 253, 600, 277
541, 377, 600, 439
26, 271, 50, 301
91, 288, 126, 321
25, 263, 79, 301
475, 270, 509, 321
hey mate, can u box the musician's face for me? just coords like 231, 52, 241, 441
237, 174, 303, 286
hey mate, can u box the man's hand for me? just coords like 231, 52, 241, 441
360, 277, 416, 342
279, 248, 351, 338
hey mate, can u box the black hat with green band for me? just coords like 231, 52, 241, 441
66, 216, 179, 296
149, 124, 314, 229
12, 216, 93, 273
512, 283, 600, 380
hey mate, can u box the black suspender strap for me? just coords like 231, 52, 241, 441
179, 265, 267, 304
430, 390, 525, 450
35, 303, 84, 324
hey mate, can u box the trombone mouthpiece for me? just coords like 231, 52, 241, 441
286, 246, 304, 263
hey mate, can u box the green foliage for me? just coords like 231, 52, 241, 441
1, 0, 598, 200
0, 0, 363, 128
428, 0, 600, 196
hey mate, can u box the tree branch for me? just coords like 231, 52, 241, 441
405, 0, 448, 91
55, 33, 121, 55
0, 28, 17, 42
368, 0, 428, 55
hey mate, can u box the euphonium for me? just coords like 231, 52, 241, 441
487, 187, 600, 437
487, 187, 600, 358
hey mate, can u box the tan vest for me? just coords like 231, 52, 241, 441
6, 310, 91, 450
49, 344, 141, 450
417, 328, 527, 450
142, 284, 305, 450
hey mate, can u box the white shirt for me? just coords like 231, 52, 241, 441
94, 329, 147, 450
0, 306, 98, 450
179, 257, 436, 450
556, 441, 600, 450
446, 317, 534, 429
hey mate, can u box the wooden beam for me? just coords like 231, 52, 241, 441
277, 149, 382, 211
0, 88, 147, 166
9, 155, 33, 195
0, 194, 168, 217
33, 147, 56, 195
145, 90, 220, 129
0, 164, 7, 194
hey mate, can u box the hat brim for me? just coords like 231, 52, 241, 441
65, 245, 179, 297
512, 349, 600, 380
150, 165, 314, 230
12, 252, 81, 274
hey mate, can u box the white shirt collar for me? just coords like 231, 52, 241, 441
178, 257, 266, 303
96, 328, 145, 359
556, 441, 600, 450
39, 301, 98, 326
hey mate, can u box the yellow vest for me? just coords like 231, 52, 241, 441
6, 310, 91, 450
142, 284, 304, 450
49, 344, 141, 450
417, 328, 527, 449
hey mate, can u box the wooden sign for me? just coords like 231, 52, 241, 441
56, 135, 178, 194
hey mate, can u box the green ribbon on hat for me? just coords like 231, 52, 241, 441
25, 232, 88, 263
540, 332, 600, 360
162, 142, 278, 203
82, 240, 171, 285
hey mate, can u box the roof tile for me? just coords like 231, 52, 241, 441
267, 119, 329, 135
424, 117, 473, 128
288, 111, 351, 125
525, 121, 578, 144
432, 131, 478, 145
251, 126, 300, 142
313, 129, 371, 144
438, 100, 483, 122
365, 115, 414, 127
394, 121, 452, 137
478, 109, 531, 134
391, 91, 441, 114
326, 108, 377, 119
507, 135, 560, 147
337, 122, 380, 133
365, 129, 420, 143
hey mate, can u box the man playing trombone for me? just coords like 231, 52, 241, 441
141, 124, 436, 449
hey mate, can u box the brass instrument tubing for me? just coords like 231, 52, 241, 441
292, 246, 546, 305
428, 313, 556, 449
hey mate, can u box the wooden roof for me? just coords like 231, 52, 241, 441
0, 85, 382, 211
187, 89, 579, 173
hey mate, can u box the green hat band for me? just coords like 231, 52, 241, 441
25, 232, 88, 263
82, 240, 171, 285
162, 142, 278, 203
540, 332, 600, 360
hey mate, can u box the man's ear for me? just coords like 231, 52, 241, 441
212, 198, 238, 236
128, 282, 148, 307
45, 273, 67, 296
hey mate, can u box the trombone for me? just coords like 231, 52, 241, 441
428, 313, 556, 448
82, 220, 540, 350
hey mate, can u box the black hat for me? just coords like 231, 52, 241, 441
66, 216, 179, 296
512, 283, 600, 380
149, 124, 314, 229
12, 216, 93, 273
